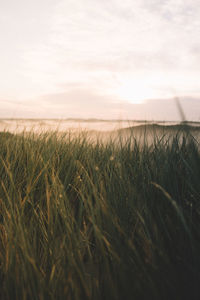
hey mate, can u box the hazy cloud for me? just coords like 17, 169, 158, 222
0, 0, 200, 119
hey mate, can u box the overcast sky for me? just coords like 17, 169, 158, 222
0, 0, 200, 120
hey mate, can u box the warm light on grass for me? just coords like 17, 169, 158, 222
0, 128, 199, 299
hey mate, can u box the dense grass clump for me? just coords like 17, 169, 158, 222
0, 129, 199, 299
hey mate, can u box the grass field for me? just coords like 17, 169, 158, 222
0, 127, 200, 299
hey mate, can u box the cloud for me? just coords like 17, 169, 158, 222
38, 90, 200, 121
22, 0, 200, 85
1, 0, 200, 119
40, 87, 122, 118
1, 89, 200, 121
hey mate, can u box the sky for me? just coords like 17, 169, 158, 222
0, 0, 200, 121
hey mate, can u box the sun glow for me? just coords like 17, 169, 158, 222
116, 79, 158, 104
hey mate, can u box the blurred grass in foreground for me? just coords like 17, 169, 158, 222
0, 128, 200, 300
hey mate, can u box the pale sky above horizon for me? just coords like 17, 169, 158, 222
0, 0, 200, 120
